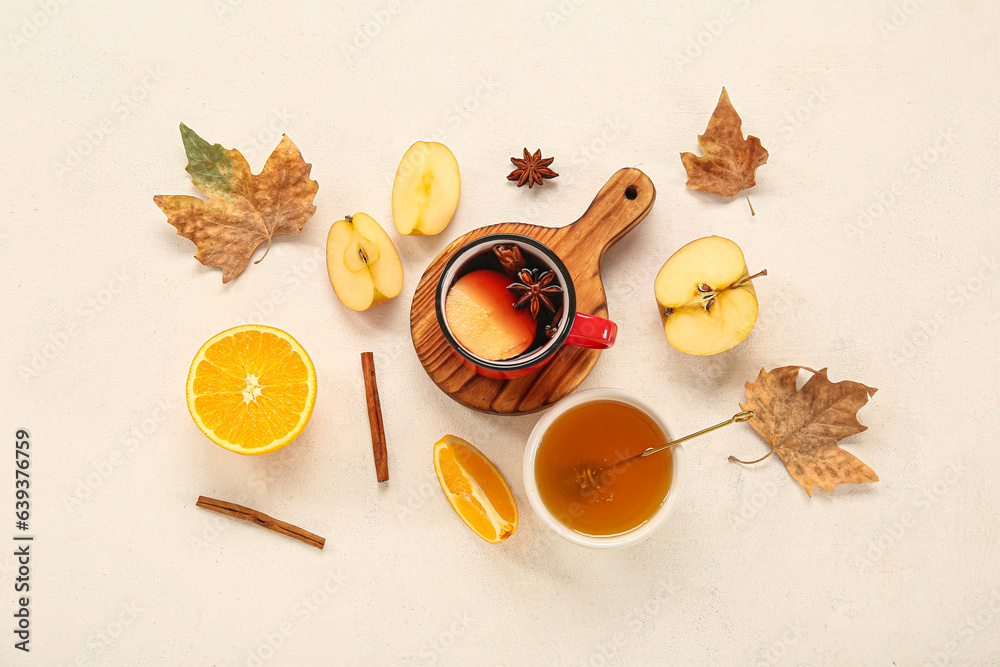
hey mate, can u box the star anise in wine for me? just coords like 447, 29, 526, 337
507, 148, 558, 188
507, 268, 562, 319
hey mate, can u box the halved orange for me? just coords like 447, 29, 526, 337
433, 435, 518, 543
186, 325, 317, 455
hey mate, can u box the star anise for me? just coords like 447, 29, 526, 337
507, 268, 563, 319
507, 148, 558, 188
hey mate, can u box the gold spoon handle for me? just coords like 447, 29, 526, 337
634, 410, 755, 461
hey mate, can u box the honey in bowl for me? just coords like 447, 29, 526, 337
534, 400, 672, 536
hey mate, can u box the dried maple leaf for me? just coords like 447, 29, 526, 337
154, 123, 318, 283
733, 366, 878, 496
680, 87, 768, 215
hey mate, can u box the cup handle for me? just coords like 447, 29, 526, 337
564, 313, 617, 349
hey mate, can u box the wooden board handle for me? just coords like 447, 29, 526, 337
557, 167, 655, 253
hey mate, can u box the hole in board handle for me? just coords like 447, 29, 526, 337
624, 185, 638, 200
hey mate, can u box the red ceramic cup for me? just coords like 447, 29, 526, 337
435, 233, 617, 380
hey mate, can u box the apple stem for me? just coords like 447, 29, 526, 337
733, 269, 768, 289
345, 214, 353, 223
254, 236, 272, 265
743, 189, 755, 216
728, 450, 773, 465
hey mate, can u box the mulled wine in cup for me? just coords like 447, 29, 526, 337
435, 234, 616, 380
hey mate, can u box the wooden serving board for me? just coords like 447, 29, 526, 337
409, 167, 656, 415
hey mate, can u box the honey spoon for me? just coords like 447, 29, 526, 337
571, 410, 755, 494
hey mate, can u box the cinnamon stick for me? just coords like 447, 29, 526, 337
195, 496, 325, 550
361, 352, 389, 482
493, 243, 528, 277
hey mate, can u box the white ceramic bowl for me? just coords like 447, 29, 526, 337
523, 388, 685, 548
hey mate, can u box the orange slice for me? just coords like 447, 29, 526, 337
186, 325, 317, 455
433, 435, 518, 543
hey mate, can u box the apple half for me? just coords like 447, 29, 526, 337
391, 141, 460, 236
445, 269, 537, 361
326, 213, 404, 311
654, 236, 766, 355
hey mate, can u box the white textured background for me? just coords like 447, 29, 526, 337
2, 1, 998, 665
